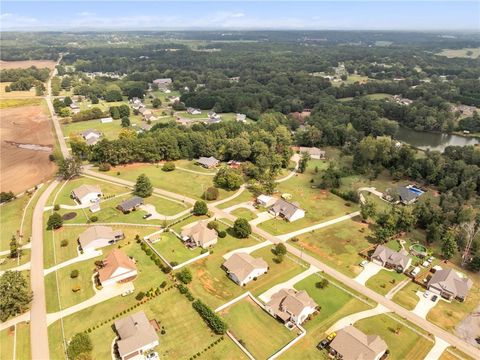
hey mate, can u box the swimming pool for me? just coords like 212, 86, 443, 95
407, 186, 424, 196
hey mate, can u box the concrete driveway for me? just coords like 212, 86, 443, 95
412, 291, 439, 319
354, 262, 383, 285
327, 304, 391, 333
249, 211, 273, 226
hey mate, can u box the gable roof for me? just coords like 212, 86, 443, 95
330, 326, 387, 360
297, 147, 325, 157
223, 253, 268, 283
98, 249, 137, 283
267, 288, 317, 318
118, 196, 144, 211
427, 268, 473, 298
271, 198, 302, 220
78, 225, 123, 248
72, 184, 101, 200
81, 129, 101, 138
397, 186, 419, 203
196, 156, 219, 167
181, 221, 217, 247
114, 311, 159, 358
372, 245, 411, 269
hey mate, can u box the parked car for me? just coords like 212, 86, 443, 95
143, 213, 152, 219
326, 332, 336, 341
427, 256, 434, 262
146, 352, 159, 360
317, 339, 330, 350
431, 295, 438, 302
423, 291, 431, 298
422, 261, 430, 267
359, 260, 369, 267
410, 267, 420, 277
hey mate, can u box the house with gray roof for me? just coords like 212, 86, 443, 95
71, 184, 102, 205
78, 225, 124, 252
265, 288, 317, 325
114, 311, 159, 360
296, 146, 326, 159
152, 78, 172, 90
222, 253, 268, 286
117, 196, 144, 213
427, 268, 473, 301
81, 129, 102, 145
397, 186, 420, 205
196, 156, 219, 169
371, 245, 412, 273
329, 326, 388, 360
269, 198, 305, 222
181, 220, 218, 249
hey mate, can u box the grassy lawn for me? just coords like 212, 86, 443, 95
93, 163, 233, 201
147, 193, 189, 215
437, 48, 480, 59
354, 314, 434, 360
151, 231, 203, 265
0, 249, 30, 271
288, 217, 373, 277
216, 189, 255, 210
439, 347, 476, 360
0, 322, 31, 360
392, 281, 422, 310
62, 118, 126, 140
364, 93, 394, 100
220, 298, 297, 360
258, 167, 358, 235
279, 273, 373, 360
175, 159, 217, 174
0, 195, 30, 251
230, 207, 257, 221
365, 270, 407, 296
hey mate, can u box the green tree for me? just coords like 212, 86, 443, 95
152, 98, 162, 108
298, 151, 311, 173
233, 218, 251, 238
193, 200, 208, 215
466, 256, 480, 272
360, 199, 376, 222
133, 174, 152, 198
441, 230, 457, 260
110, 106, 120, 119
57, 157, 82, 179
176, 268, 193, 284
9, 235, 18, 259
47, 212, 63, 230
121, 116, 130, 127
213, 167, 243, 190
274, 243, 287, 256
0, 271, 33, 321
66, 333, 93, 360
203, 187, 219, 201
63, 96, 73, 107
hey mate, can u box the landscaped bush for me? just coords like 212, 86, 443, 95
203, 187, 219, 201
207, 220, 219, 230
145, 249, 152, 256
89, 216, 98, 222
70, 269, 79, 278
47, 212, 63, 230
178, 284, 189, 294
160, 281, 167, 288
98, 163, 111, 172
66, 333, 93, 360
136, 291, 145, 301
218, 230, 226, 238
176, 268, 193, 284
192, 299, 227, 334
162, 162, 176, 172
330, 188, 359, 203
232, 218, 251, 238
53, 204, 60, 211
315, 279, 329, 289
193, 200, 208, 215
60, 239, 68, 247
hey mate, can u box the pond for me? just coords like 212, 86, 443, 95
395, 126, 480, 152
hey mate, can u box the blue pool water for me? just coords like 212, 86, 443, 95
408, 187, 424, 196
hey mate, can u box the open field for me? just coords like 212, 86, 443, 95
0, 322, 31, 360
0, 102, 56, 194
216, 189, 255, 209
354, 314, 434, 360
437, 48, 480, 59
62, 118, 128, 140
230, 207, 257, 221
365, 269, 406, 296
0, 98, 43, 108
392, 281, 423, 310
0, 83, 38, 99
280, 273, 372, 359
0, 195, 31, 251
151, 231, 203, 265
0, 59, 56, 70
94, 162, 232, 200
288, 217, 372, 277
220, 297, 297, 359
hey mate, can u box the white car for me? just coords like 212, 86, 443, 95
359, 260, 369, 267
410, 267, 420, 276
146, 352, 159, 360
422, 261, 430, 267
423, 291, 431, 298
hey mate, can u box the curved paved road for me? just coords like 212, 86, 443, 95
30, 179, 59, 360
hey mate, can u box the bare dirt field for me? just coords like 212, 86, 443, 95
0, 60, 56, 70
0, 103, 56, 194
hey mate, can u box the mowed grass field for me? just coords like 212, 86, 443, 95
220, 298, 297, 359
288, 217, 373, 277
437, 48, 480, 59
392, 281, 422, 310
365, 269, 407, 296
354, 314, 434, 360
0, 322, 31, 360
151, 231, 203, 265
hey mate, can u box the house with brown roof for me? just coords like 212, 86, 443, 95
71, 184, 102, 205
329, 326, 388, 360
269, 199, 305, 222
222, 253, 268, 286
98, 249, 137, 287
152, 78, 172, 90
196, 156, 219, 169
181, 221, 217, 249
294, 146, 326, 159
78, 226, 124, 253
114, 311, 159, 360
427, 268, 473, 301
371, 245, 412, 273
265, 288, 317, 325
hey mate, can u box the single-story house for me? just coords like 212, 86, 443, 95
70, 102, 80, 114
393, 95, 413, 106
196, 156, 219, 169
329, 326, 388, 360
152, 78, 172, 90
236, 113, 247, 123
117, 196, 144, 213
79, 225, 124, 252
427, 268, 473, 301
397, 186, 420, 205
100, 117, 113, 123
98, 249, 137, 287
371, 245, 412, 273
114, 311, 159, 360
256, 194, 276, 207
297, 146, 326, 159
81, 129, 102, 145
181, 221, 217, 249
143, 113, 157, 121
187, 107, 202, 115
269, 198, 305, 222
138, 107, 148, 114
227, 160, 242, 169
222, 253, 268, 286
71, 184, 102, 205
265, 288, 317, 325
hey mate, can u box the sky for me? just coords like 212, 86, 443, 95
1, 1, 479, 32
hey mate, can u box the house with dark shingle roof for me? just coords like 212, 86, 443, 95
427, 268, 473, 301
371, 245, 412, 273
196, 156, 219, 169
397, 186, 419, 205
269, 198, 305, 222
117, 196, 144, 213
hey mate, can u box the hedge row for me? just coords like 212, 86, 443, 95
188, 337, 225, 360
192, 299, 227, 335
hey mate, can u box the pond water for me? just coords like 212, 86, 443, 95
395, 126, 480, 152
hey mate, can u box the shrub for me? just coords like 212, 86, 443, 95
70, 269, 80, 278
178, 284, 189, 294
53, 204, 60, 211
203, 187, 219, 201
218, 230, 226, 238
315, 279, 329, 289
47, 212, 63, 230
192, 300, 227, 334
232, 218, 251, 238
207, 220, 219, 230
72, 286, 81, 292
98, 163, 111, 172
60, 239, 68, 247
273, 255, 284, 264
193, 200, 208, 215
273, 243, 287, 256
89, 216, 98, 222
162, 162, 176, 172
160, 281, 167, 288
145, 249, 152, 256
136, 292, 145, 301
176, 268, 193, 284
330, 189, 359, 203
66, 333, 93, 360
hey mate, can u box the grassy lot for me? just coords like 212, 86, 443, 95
288, 217, 373, 277
365, 269, 407, 296
0, 195, 30, 251
0, 97, 43, 108
392, 281, 422, 310
364, 93, 393, 100
0, 82, 38, 99
258, 171, 358, 235
437, 48, 480, 59
280, 273, 373, 359
151, 231, 203, 265
175, 159, 218, 174
220, 298, 297, 359
62, 118, 127, 140
439, 347, 476, 360
230, 207, 257, 221
93, 163, 232, 201
216, 189, 255, 209
354, 314, 434, 360
0, 249, 30, 271
0, 322, 31, 360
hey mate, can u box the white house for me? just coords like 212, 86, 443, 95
222, 253, 268, 286
71, 184, 102, 205
187, 107, 202, 115
236, 113, 247, 123
100, 117, 113, 123
98, 249, 137, 287
78, 225, 124, 253
269, 199, 305, 222
265, 288, 317, 325
181, 221, 217, 249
